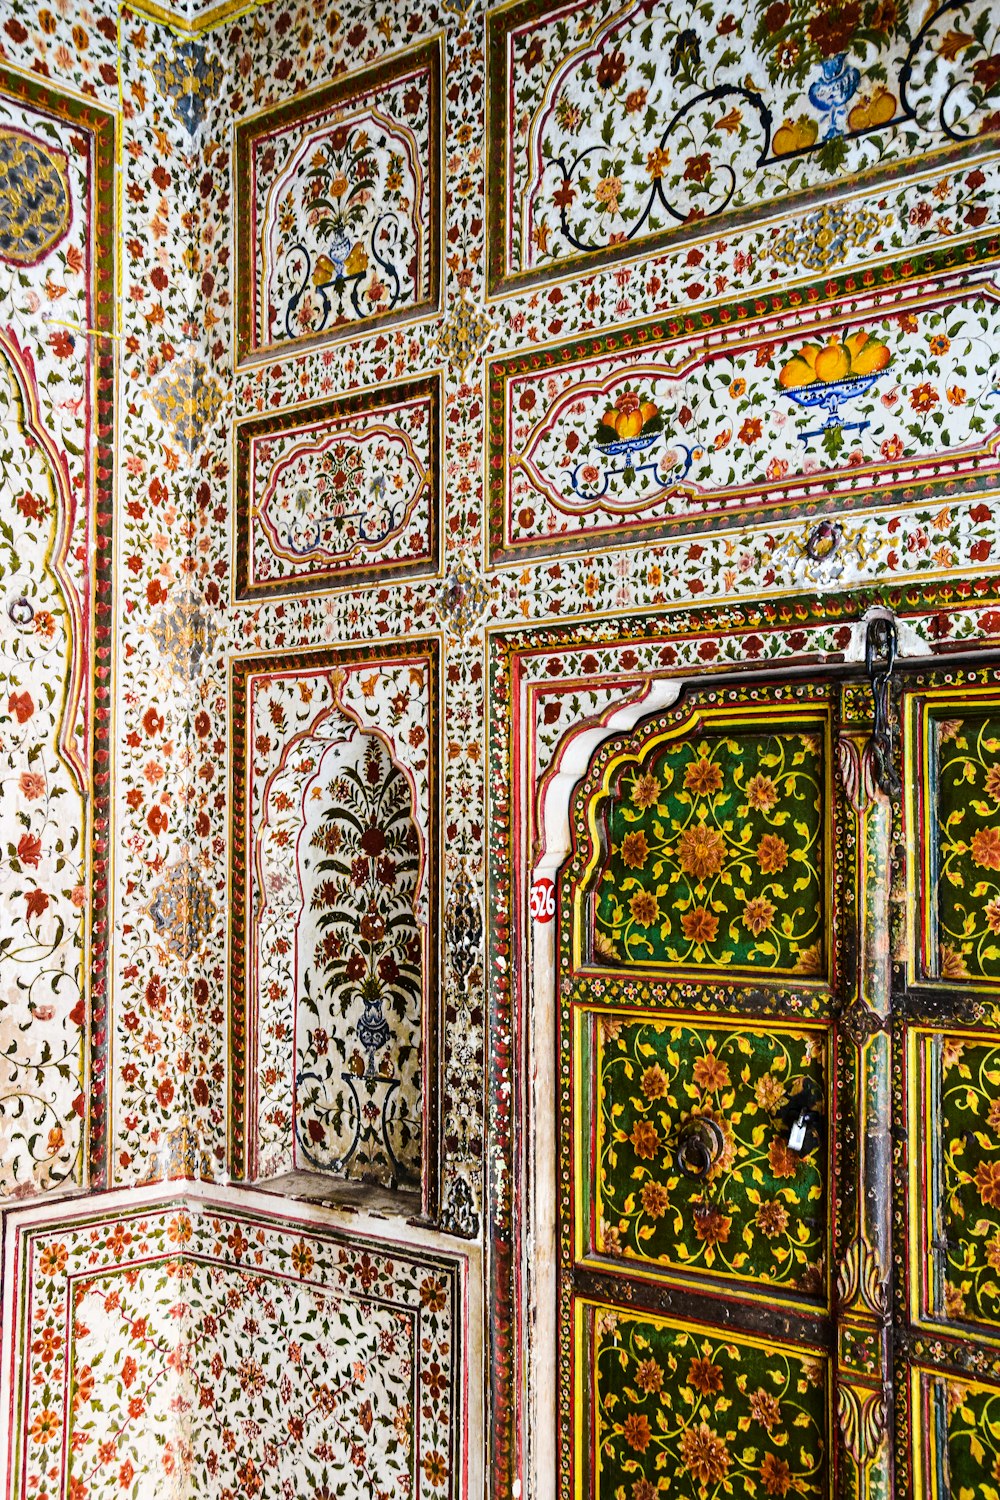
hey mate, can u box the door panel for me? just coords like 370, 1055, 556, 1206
582, 708, 830, 982
909, 1367, 1000, 1498
908, 691, 1000, 995
584, 1010, 828, 1302
899, 671, 1000, 1498
910, 1028, 1000, 1337
580, 1299, 831, 1500
558, 679, 850, 1500
557, 653, 1000, 1498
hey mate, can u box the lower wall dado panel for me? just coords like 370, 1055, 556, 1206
0, 1185, 472, 1500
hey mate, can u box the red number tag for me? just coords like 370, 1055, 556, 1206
529, 877, 556, 923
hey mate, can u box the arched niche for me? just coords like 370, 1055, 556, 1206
253, 708, 425, 1192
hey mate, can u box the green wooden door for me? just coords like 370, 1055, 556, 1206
555, 662, 904, 1499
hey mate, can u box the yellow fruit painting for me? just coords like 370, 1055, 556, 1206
777, 328, 892, 389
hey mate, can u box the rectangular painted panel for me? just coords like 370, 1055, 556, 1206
934, 714, 1000, 983
911, 1366, 1000, 1498
580, 1298, 830, 1500
587, 1012, 828, 1301
589, 722, 826, 978
233, 376, 440, 600
487, 0, 1000, 294
912, 1029, 1000, 1336
487, 273, 1000, 564
235, 40, 442, 363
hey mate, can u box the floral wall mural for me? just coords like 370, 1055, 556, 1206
487, 0, 1000, 292
0, 0, 1000, 1495
0, 69, 114, 1198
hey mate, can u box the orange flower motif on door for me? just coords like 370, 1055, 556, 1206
592, 726, 825, 974
592, 1311, 827, 1500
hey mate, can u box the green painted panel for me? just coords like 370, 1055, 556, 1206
935, 716, 1000, 982
935, 1035, 1000, 1330
593, 727, 824, 975
592, 1306, 827, 1500
923, 1374, 1000, 1497
595, 1017, 826, 1298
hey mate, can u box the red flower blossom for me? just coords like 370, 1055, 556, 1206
17, 833, 42, 868
24, 889, 50, 920
8, 690, 34, 723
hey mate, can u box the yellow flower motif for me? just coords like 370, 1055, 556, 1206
641, 1064, 669, 1100
678, 823, 726, 879
755, 1074, 787, 1112
749, 1387, 782, 1429
687, 1356, 723, 1395
629, 1119, 660, 1160
692, 1050, 729, 1092
743, 896, 776, 935
756, 833, 788, 874
645, 145, 671, 179
682, 906, 719, 945
745, 773, 778, 811
594, 930, 621, 960
794, 941, 823, 975
939, 944, 970, 979
679, 1422, 731, 1487
630, 773, 661, 809
755, 1201, 788, 1238
972, 826, 1000, 869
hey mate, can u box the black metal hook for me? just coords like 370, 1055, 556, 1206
865, 616, 901, 799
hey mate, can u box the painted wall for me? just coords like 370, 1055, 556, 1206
0, 0, 997, 1494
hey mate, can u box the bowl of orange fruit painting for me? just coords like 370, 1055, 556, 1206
593, 387, 665, 456
778, 329, 892, 434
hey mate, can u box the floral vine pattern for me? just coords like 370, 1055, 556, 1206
490, 0, 1000, 288
237, 649, 435, 1186
237, 44, 440, 360
930, 1035, 1000, 1329
0, 69, 115, 1198
296, 732, 423, 1187
9, 1194, 461, 1500
591, 1306, 827, 1499
915, 1371, 1000, 1493
591, 724, 825, 974
934, 714, 1000, 980
595, 1016, 827, 1296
